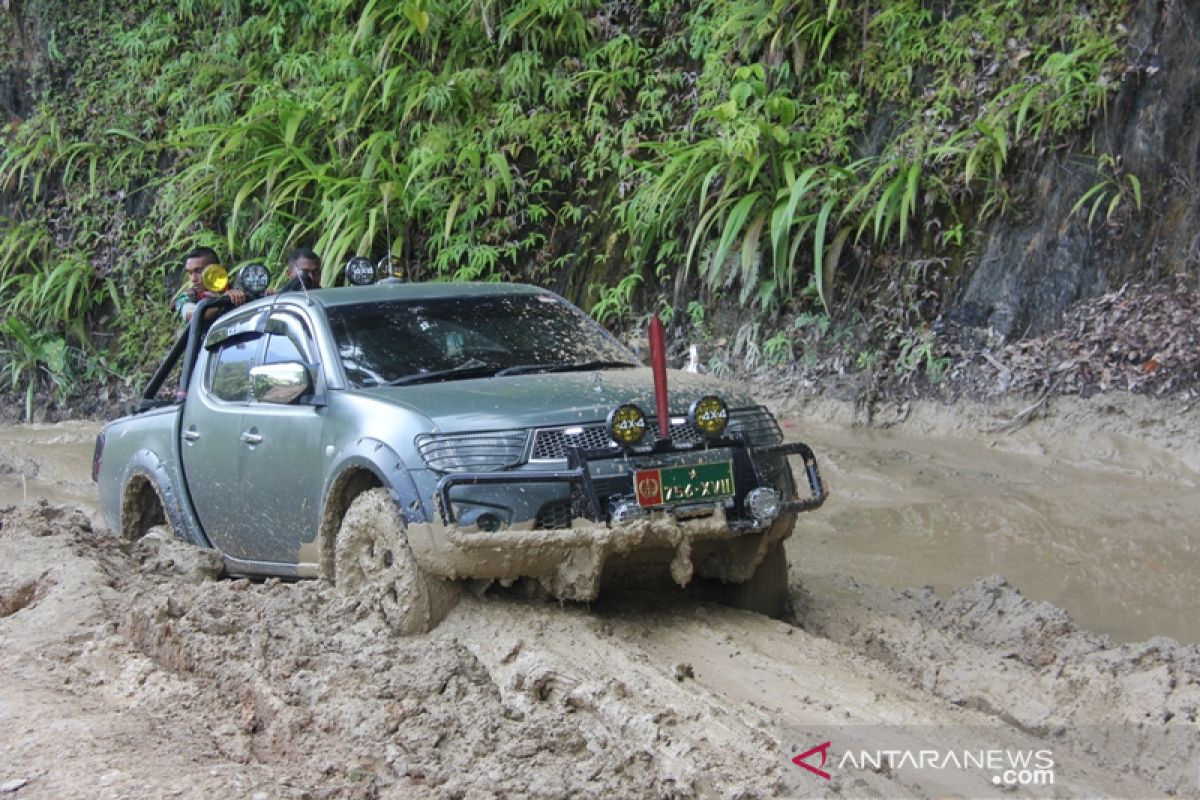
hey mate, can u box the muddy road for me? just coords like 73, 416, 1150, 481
1, 394, 1197, 798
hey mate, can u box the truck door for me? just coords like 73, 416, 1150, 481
237, 309, 327, 566
180, 322, 263, 559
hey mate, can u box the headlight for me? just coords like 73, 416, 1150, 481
236, 262, 270, 294
345, 256, 375, 286
607, 403, 648, 448
201, 264, 229, 293
689, 395, 729, 438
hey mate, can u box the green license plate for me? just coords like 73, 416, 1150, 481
633, 461, 735, 508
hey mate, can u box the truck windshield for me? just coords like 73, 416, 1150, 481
326, 292, 638, 387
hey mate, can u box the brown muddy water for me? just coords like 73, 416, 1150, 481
776, 400, 1200, 645
2, 402, 1197, 645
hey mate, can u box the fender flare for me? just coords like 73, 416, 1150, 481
120, 448, 212, 548
314, 437, 427, 579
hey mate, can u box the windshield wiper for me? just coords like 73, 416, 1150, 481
385, 360, 498, 386
495, 360, 638, 377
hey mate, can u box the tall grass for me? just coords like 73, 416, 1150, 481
0, 0, 1131, 391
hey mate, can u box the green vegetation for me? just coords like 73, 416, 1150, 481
1070, 152, 1142, 228
0, 0, 1132, 413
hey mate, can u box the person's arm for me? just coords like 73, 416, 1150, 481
174, 289, 198, 322
199, 289, 247, 321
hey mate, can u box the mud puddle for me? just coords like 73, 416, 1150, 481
772, 395, 1200, 644
0, 421, 99, 514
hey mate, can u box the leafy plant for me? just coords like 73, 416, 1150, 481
762, 331, 793, 366
1070, 153, 1143, 228
896, 328, 950, 382
0, 318, 69, 422
590, 271, 644, 325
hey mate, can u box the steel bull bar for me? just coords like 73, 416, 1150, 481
434, 440, 826, 526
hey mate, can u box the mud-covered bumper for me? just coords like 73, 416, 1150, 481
406, 505, 794, 601
409, 439, 826, 600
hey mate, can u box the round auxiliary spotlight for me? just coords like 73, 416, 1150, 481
745, 487, 782, 525
236, 262, 270, 295
345, 256, 376, 286
376, 254, 404, 281
607, 403, 648, 449
689, 395, 729, 438
201, 264, 229, 293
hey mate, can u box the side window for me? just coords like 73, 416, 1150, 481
209, 337, 258, 402
263, 313, 313, 366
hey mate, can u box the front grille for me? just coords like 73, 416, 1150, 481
531, 425, 612, 457
529, 405, 782, 461
530, 419, 702, 459
416, 430, 529, 473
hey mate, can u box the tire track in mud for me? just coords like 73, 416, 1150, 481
444, 588, 1182, 798
793, 572, 1199, 797
2, 502, 1175, 799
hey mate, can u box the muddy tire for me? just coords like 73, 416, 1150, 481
334, 488, 459, 635
720, 543, 790, 619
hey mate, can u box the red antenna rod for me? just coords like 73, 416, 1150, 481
649, 314, 669, 439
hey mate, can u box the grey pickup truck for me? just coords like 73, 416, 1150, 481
94, 279, 825, 632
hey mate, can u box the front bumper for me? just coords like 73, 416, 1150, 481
434, 437, 827, 527
406, 436, 826, 600
406, 504, 785, 600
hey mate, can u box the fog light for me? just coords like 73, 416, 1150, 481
345, 256, 376, 286
745, 487, 781, 525
689, 395, 729, 438
609, 500, 648, 526
377, 254, 404, 280
476, 512, 502, 532
237, 262, 270, 294
201, 263, 229, 293
607, 403, 648, 448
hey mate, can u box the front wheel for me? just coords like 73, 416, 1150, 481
334, 487, 459, 634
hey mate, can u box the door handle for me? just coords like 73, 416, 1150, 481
240, 432, 264, 445
182, 430, 200, 442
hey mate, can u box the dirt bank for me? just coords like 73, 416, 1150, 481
1, 394, 1197, 798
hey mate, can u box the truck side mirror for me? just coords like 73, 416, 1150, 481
249, 362, 312, 404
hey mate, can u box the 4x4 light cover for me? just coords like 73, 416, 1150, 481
689, 395, 729, 438
607, 403, 648, 448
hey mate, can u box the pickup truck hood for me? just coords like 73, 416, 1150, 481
353, 368, 756, 432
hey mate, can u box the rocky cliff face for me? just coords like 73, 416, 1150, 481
960, 1, 1200, 338
0, 0, 35, 126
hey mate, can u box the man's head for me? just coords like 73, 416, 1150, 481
184, 246, 219, 290
286, 247, 322, 289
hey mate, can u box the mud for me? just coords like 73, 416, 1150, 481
407, 503, 782, 602
770, 392, 1200, 644
1, 394, 1198, 798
